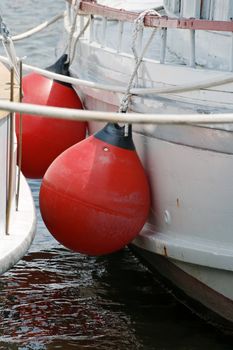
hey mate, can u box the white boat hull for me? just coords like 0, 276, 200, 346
82, 92, 233, 328
132, 132, 233, 327
62, 6, 233, 328
130, 245, 233, 332
88, 118, 233, 324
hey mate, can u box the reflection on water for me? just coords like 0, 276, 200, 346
0, 249, 139, 349
0, 182, 232, 349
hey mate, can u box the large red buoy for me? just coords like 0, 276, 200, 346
39, 123, 150, 255
15, 55, 86, 179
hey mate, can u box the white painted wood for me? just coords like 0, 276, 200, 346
137, 28, 143, 57
77, 12, 233, 71
181, 0, 201, 18
117, 21, 124, 53
70, 39, 233, 112
229, 0, 233, 20
164, 0, 180, 15
160, 28, 167, 64
0, 118, 7, 237
101, 17, 107, 48
0, 62, 36, 273
201, 0, 211, 19
0, 173, 36, 275
164, 0, 233, 20
230, 32, 233, 72
166, 28, 232, 71
212, 0, 232, 20
189, 30, 196, 67
0, 112, 36, 271
89, 16, 94, 43
98, 0, 164, 11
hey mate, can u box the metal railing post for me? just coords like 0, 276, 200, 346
189, 29, 196, 67
6, 68, 15, 235
160, 28, 167, 64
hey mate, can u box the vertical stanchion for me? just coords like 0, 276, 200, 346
117, 21, 124, 53
16, 61, 23, 211
6, 67, 15, 235
189, 29, 196, 68
160, 28, 167, 64
89, 15, 94, 43
230, 32, 233, 72
101, 17, 107, 48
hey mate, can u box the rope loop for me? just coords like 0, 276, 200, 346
132, 9, 161, 65
119, 94, 132, 114
134, 9, 161, 27
119, 9, 161, 114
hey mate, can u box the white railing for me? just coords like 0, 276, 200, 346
1, 99, 233, 124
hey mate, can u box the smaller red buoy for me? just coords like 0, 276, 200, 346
15, 55, 86, 179
40, 123, 150, 256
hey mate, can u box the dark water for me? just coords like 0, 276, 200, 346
0, 1, 233, 349
0, 181, 232, 349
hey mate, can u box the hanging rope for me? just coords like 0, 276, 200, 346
64, 0, 92, 65
64, 0, 91, 65
69, 15, 91, 64
65, 0, 80, 63
118, 10, 162, 136
119, 9, 161, 114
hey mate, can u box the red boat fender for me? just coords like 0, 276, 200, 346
39, 123, 151, 256
15, 55, 86, 179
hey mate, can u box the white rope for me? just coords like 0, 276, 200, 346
119, 9, 161, 113
0, 99, 233, 125
1, 55, 233, 96
132, 9, 161, 67
9, 12, 65, 42
0, 17, 20, 81
65, 0, 81, 64
69, 16, 91, 64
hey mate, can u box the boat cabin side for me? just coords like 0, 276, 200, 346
72, 0, 233, 71
164, 0, 233, 20
162, 0, 233, 70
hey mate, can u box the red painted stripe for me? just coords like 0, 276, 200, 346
66, 0, 233, 32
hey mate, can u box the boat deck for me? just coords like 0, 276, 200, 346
0, 62, 19, 119
0, 62, 36, 274
0, 174, 36, 274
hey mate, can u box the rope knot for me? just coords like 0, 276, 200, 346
119, 94, 131, 113
0, 16, 11, 42
72, 0, 81, 12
